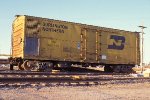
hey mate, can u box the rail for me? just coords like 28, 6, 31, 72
0, 71, 128, 76
0, 75, 149, 83
0, 59, 9, 64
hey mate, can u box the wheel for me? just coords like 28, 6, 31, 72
22, 60, 32, 70
113, 66, 121, 73
120, 66, 128, 73
82, 63, 89, 67
18, 62, 24, 70
104, 65, 113, 72
120, 66, 135, 73
56, 62, 71, 67
10, 64, 14, 70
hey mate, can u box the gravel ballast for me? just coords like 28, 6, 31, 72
0, 82, 150, 100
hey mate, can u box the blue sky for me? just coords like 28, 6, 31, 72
0, 0, 150, 63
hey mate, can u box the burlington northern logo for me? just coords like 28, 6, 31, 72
108, 35, 125, 50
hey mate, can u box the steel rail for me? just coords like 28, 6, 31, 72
0, 77, 100, 83
0, 77, 149, 83
0, 71, 128, 76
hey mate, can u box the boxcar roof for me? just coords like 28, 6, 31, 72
15, 15, 140, 34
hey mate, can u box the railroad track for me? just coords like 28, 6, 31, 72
0, 76, 149, 83
0, 76, 150, 87
0, 71, 130, 79
0, 71, 128, 75
0, 71, 149, 87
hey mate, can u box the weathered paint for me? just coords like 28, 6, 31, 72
12, 15, 140, 65
12, 16, 25, 58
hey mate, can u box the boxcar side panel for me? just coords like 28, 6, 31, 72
100, 31, 139, 65
18, 15, 140, 65
24, 16, 82, 62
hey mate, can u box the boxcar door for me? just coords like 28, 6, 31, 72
80, 29, 98, 63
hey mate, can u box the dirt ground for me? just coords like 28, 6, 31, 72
0, 82, 150, 100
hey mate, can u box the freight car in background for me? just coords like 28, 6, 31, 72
9, 15, 140, 73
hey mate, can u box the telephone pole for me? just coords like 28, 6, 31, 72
138, 25, 147, 72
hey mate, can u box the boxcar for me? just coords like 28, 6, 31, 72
9, 15, 140, 72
